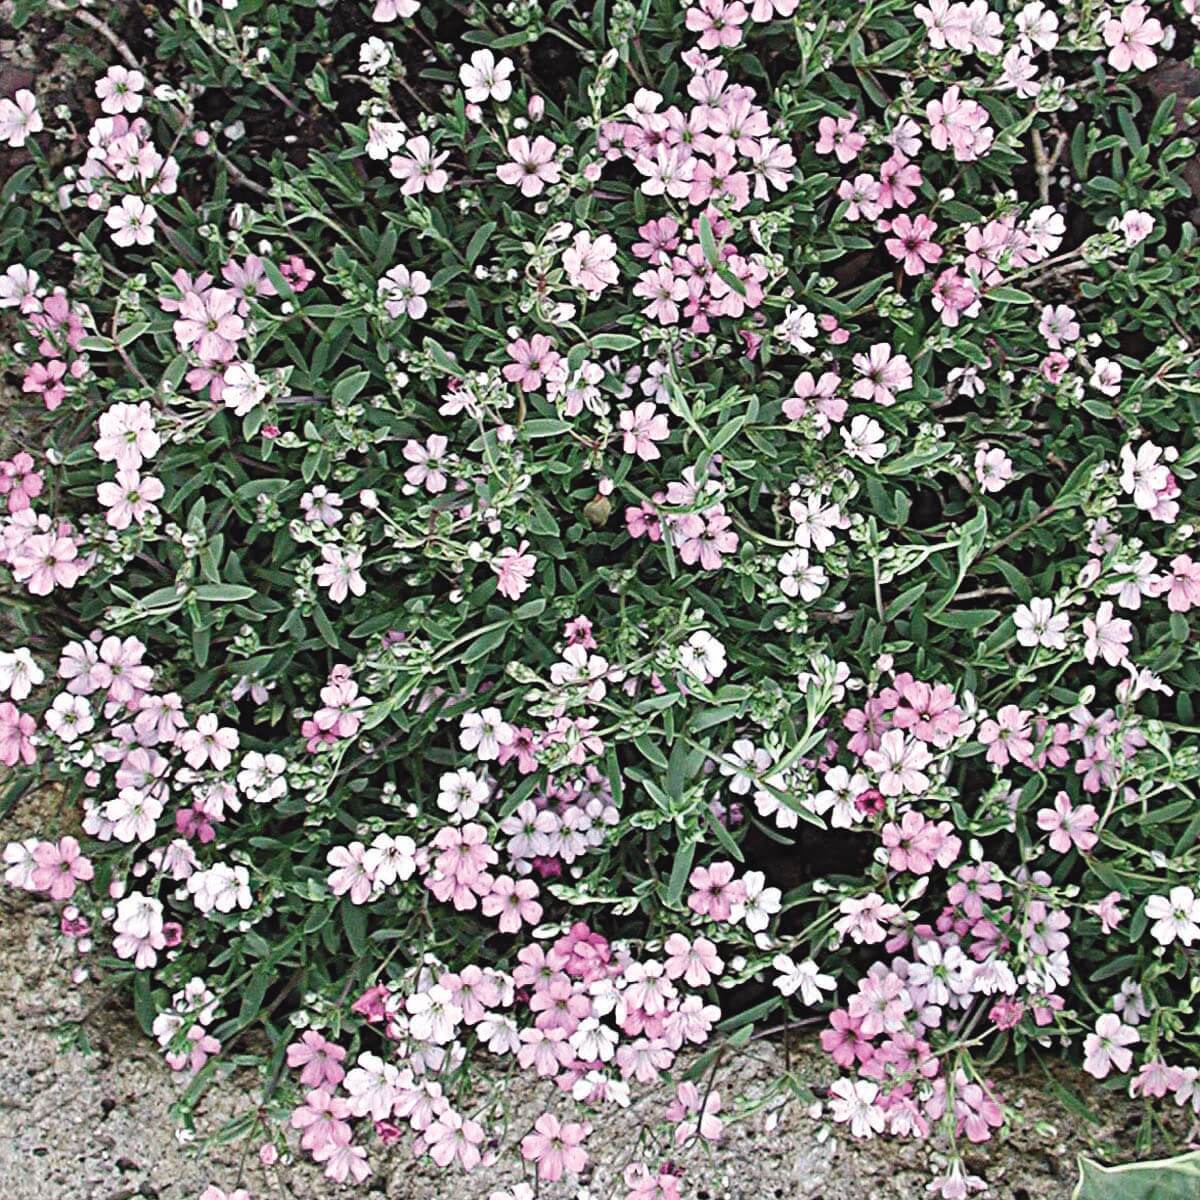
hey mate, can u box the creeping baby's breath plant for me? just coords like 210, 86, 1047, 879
2, 0, 1200, 1195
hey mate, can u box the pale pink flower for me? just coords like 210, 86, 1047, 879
562, 232, 618, 298
851, 343, 912, 406
619, 403, 670, 460
105, 196, 157, 247
497, 136, 560, 197
0, 89, 42, 148
1083, 1013, 1138, 1079
379, 264, 431, 319
1036, 791, 1099, 854
492, 541, 536, 600
30, 836, 93, 900
520, 1113, 590, 1182
1104, 3, 1163, 72
389, 136, 449, 194
96, 469, 164, 530
1083, 601, 1132, 666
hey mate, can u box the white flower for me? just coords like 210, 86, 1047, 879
840, 414, 886, 463
406, 985, 462, 1044
1012, 597, 1069, 651
732, 869, 781, 933
1120, 442, 1168, 511
678, 630, 726, 684
778, 548, 827, 601
359, 37, 392, 75
105, 196, 157, 248
1146, 886, 1200, 946
237, 751, 288, 802
363, 833, 416, 886
459, 708, 513, 761
437, 767, 490, 819
458, 50, 514, 103
187, 863, 252, 914
828, 1078, 885, 1138
103, 788, 164, 843
718, 739, 772, 795
222, 363, 269, 416
777, 304, 817, 353
772, 955, 836, 1005
0, 647, 44, 701
1090, 357, 1122, 397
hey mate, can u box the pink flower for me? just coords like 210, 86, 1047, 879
492, 540, 536, 601
521, 1113, 590, 1181
503, 335, 562, 392
1104, 3, 1163, 72
497, 136, 560, 197
287, 1030, 347, 1089
820, 1009, 872, 1068
0, 453, 44, 512
634, 265, 688, 325
619, 402, 670, 460
977, 704, 1033, 768
11, 532, 83, 596
880, 811, 960, 874
685, 0, 748, 49
481, 874, 542, 932
848, 971, 912, 1037
30, 836, 93, 900
851, 343, 912, 406
926, 86, 993, 162
403, 434, 450, 493
673, 508, 739, 571
884, 214, 942, 276
425, 1109, 485, 1170
563, 231, 618, 298
289, 1088, 352, 1152
1162, 555, 1200, 613
666, 1081, 724, 1142
1036, 791, 1099, 854
816, 114, 867, 164
22, 359, 67, 410
389, 135, 448, 194
687, 861, 745, 922
1083, 1013, 1138, 1079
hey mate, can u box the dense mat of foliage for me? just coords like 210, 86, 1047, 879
2, 0, 1200, 1194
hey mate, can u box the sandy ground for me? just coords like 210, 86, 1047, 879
0, 883, 1161, 1200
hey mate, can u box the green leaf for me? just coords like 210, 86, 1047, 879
666, 839, 696, 907
987, 285, 1036, 305
699, 214, 719, 266
1072, 1152, 1200, 1199
461, 623, 509, 663
590, 332, 641, 352
465, 221, 497, 266
193, 584, 257, 603
332, 370, 370, 403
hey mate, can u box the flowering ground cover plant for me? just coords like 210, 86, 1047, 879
2, 0, 1200, 1195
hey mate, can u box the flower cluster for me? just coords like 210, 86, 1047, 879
3, 0, 1200, 1196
